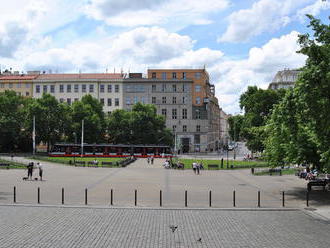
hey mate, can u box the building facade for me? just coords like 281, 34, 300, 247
268, 69, 301, 90
33, 73, 124, 113
0, 71, 37, 96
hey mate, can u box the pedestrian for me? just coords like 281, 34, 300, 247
27, 162, 34, 180
147, 157, 150, 164
192, 162, 197, 174
196, 163, 200, 175
151, 156, 154, 164
37, 162, 43, 181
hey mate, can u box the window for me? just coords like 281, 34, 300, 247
82, 84, 86, 93
183, 125, 187, 132
134, 96, 138, 104
152, 97, 156, 104
74, 84, 79, 93
172, 97, 176, 104
162, 84, 166, 92
194, 134, 200, 144
183, 84, 186, 92
36, 85, 40, 93
182, 109, 187, 119
126, 97, 131, 105
152, 72, 156, 78
107, 84, 112, 93
196, 97, 201, 105
100, 84, 105, 93
89, 84, 94, 93
196, 125, 201, 132
195, 85, 201, 92
43, 85, 47, 93
50, 85, 55, 93
9, 83, 13, 88
26, 92, 29, 96
182, 72, 186, 79
26, 84, 30, 88
152, 85, 156, 92
172, 109, 177, 119
195, 72, 201, 79
115, 98, 119, 106
141, 96, 146, 103
74, 98, 78, 102
161, 109, 167, 117
100, 98, 104, 106
108, 98, 112, 106
196, 110, 201, 119
182, 96, 186, 104
172, 84, 176, 92
17, 83, 21, 88
162, 72, 166, 79
60, 85, 64, 93
172, 72, 177, 79
67, 98, 71, 105
115, 85, 119, 93
162, 96, 166, 104
172, 125, 176, 132
0, 84, 4, 88
67, 84, 71, 93
59, 98, 64, 103
108, 111, 111, 115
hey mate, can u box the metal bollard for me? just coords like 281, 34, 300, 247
110, 189, 113, 206
257, 191, 260, 207
85, 188, 88, 205
38, 187, 40, 204
282, 191, 285, 207
135, 189, 137, 206
13, 186, 16, 203
160, 190, 162, 207
306, 190, 309, 207
209, 190, 212, 207
62, 188, 64, 205
185, 190, 187, 207
233, 190, 236, 207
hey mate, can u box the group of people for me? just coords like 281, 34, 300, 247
192, 162, 204, 175
147, 156, 154, 165
26, 162, 43, 181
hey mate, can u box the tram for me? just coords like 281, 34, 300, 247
49, 143, 173, 158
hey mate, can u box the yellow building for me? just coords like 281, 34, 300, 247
0, 73, 37, 97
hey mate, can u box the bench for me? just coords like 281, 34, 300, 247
101, 161, 113, 166
307, 179, 328, 191
269, 168, 282, 176
87, 161, 98, 167
208, 164, 219, 170
0, 163, 10, 169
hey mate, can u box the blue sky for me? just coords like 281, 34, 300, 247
0, 0, 329, 113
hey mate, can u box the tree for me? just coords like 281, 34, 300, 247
228, 115, 244, 141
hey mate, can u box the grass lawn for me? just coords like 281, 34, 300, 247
253, 168, 298, 176
29, 156, 125, 167
174, 158, 269, 170
0, 158, 27, 169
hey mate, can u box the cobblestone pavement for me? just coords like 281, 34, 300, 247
0, 205, 329, 248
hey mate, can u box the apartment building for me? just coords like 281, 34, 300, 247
0, 71, 37, 96
33, 73, 124, 113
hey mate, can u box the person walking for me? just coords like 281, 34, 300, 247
151, 156, 154, 165
196, 163, 200, 175
37, 162, 43, 181
147, 157, 150, 164
192, 162, 197, 174
27, 162, 34, 180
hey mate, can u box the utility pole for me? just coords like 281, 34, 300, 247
32, 115, 36, 156
81, 120, 84, 157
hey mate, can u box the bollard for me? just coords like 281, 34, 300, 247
135, 189, 137, 206
160, 190, 162, 207
257, 191, 260, 207
282, 191, 285, 207
110, 189, 113, 206
306, 190, 309, 207
38, 187, 40, 204
62, 188, 64, 205
233, 190, 236, 207
13, 186, 16, 203
209, 190, 212, 207
185, 190, 187, 207
85, 188, 88, 205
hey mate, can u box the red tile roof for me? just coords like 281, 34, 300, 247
36, 73, 125, 80
0, 75, 38, 80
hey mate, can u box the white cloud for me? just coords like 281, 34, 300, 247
85, 0, 229, 28
297, 0, 330, 22
212, 31, 307, 113
218, 0, 313, 43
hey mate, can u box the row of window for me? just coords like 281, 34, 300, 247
161, 108, 188, 119
172, 125, 201, 133
59, 98, 119, 106
35, 84, 120, 94
151, 72, 202, 80
0, 83, 31, 88
152, 96, 186, 104
124, 84, 192, 93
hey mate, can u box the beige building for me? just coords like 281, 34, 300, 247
219, 109, 230, 147
0, 71, 36, 96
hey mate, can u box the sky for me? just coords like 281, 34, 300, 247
0, 0, 329, 114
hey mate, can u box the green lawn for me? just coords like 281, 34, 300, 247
174, 158, 269, 170
253, 168, 298, 176
29, 156, 125, 167
0, 158, 27, 169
